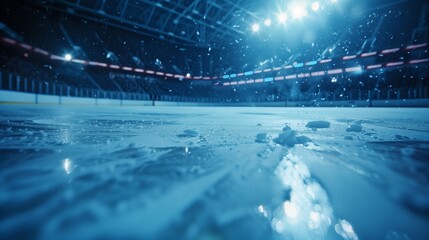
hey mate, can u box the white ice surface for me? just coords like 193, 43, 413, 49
0, 105, 428, 240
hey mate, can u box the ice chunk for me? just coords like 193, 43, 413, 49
177, 129, 199, 138
395, 135, 410, 140
255, 133, 268, 143
184, 130, 198, 136
274, 130, 297, 147
274, 125, 311, 147
346, 124, 362, 132
295, 135, 311, 145
306, 121, 330, 129
282, 125, 292, 131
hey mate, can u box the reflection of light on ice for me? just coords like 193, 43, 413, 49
272, 151, 336, 239
283, 201, 298, 219
258, 204, 268, 218
306, 185, 316, 199
60, 128, 71, 144
258, 205, 264, 213
64, 158, 71, 174
335, 219, 359, 240
272, 218, 286, 233
308, 210, 329, 230
310, 211, 320, 223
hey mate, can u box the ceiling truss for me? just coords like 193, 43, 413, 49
35, 0, 264, 47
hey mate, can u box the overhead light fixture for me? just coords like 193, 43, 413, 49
264, 19, 272, 26
312, 2, 321, 11
64, 54, 72, 61
277, 12, 288, 24
292, 5, 308, 19
252, 23, 260, 32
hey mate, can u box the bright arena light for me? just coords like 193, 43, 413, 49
64, 54, 72, 61
252, 23, 260, 32
264, 19, 272, 26
277, 12, 288, 24
312, 2, 321, 11
292, 5, 308, 19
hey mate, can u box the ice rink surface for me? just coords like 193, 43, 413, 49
1, 105, 428, 240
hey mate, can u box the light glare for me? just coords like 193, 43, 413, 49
252, 23, 260, 32
64, 158, 71, 174
312, 2, 320, 11
283, 201, 299, 219
64, 54, 72, 61
292, 5, 308, 19
264, 19, 271, 26
277, 12, 288, 23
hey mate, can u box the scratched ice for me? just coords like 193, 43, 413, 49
0, 105, 428, 240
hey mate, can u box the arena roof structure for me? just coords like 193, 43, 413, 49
30, 0, 269, 47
